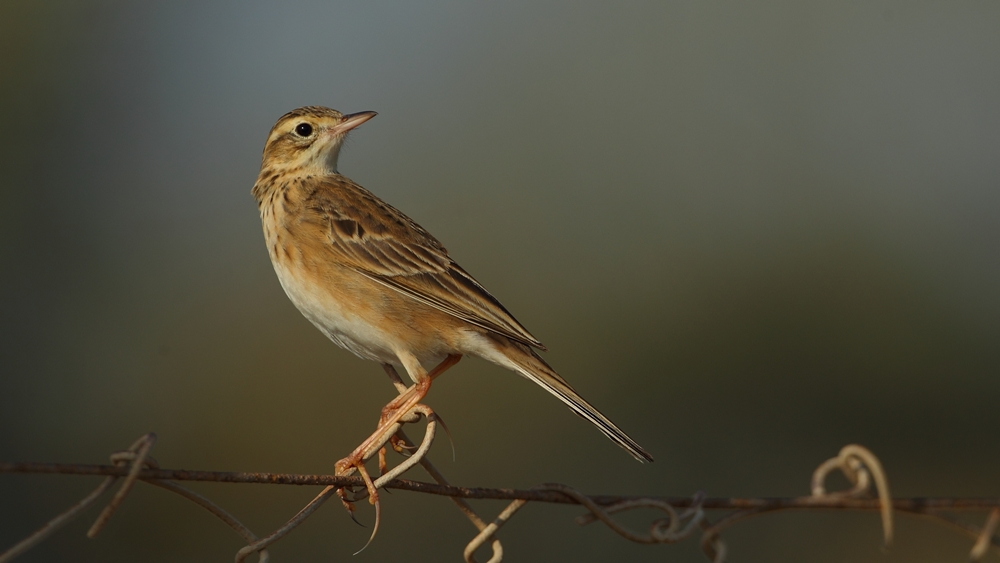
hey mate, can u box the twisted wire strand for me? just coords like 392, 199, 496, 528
811, 444, 893, 546
2, 436, 999, 563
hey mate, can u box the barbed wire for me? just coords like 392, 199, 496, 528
2, 405, 999, 561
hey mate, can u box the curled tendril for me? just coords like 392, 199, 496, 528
812, 444, 893, 546
5, 430, 999, 563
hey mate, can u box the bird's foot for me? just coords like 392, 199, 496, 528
335, 450, 381, 553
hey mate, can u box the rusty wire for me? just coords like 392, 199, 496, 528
6, 461, 999, 509
811, 444, 893, 545
2, 412, 999, 563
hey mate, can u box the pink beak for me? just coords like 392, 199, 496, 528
330, 111, 377, 135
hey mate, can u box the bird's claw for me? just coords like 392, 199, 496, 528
335, 452, 382, 554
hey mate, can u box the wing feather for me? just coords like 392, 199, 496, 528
299, 176, 546, 350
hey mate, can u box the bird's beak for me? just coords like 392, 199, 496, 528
330, 111, 377, 135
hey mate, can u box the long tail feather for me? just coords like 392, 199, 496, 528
482, 338, 653, 462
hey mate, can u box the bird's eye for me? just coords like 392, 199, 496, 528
294, 123, 313, 137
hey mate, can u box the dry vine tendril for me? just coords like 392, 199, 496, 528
2, 417, 999, 562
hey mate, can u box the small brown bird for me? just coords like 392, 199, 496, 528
251, 106, 652, 468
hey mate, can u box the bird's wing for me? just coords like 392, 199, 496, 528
298, 175, 546, 350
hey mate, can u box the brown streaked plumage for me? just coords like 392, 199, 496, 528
252, 106, 652, 463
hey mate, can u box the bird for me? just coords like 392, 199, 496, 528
251, 106, 653, 479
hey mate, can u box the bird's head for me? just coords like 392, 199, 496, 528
259, 106, 377, 176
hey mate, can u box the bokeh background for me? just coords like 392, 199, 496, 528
2, 2, 998, 561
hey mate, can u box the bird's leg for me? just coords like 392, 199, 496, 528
379, 364, 411, 473
333, 379, 432, 547
379, 355, 461, 425
376, 356, 462, 464
334, 355, 463, 530
338, 355, 461, 477
379, 363, 432, 459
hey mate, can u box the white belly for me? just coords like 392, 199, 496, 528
272, 261, 400, 365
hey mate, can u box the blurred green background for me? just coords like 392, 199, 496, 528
2, 1, 998, 561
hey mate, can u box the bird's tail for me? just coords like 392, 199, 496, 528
480, 337, 653, 462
